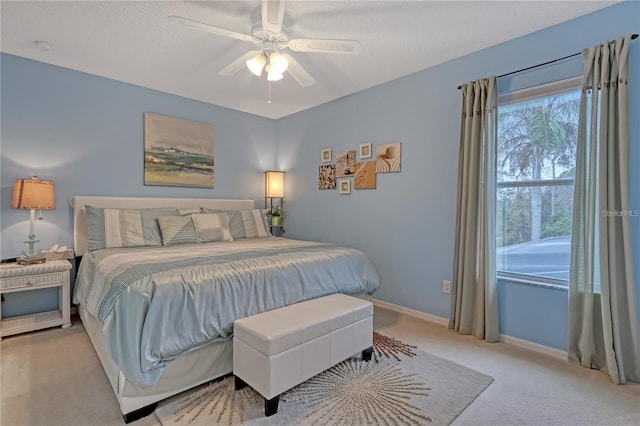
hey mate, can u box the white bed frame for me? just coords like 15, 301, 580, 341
70, 196, 255, 422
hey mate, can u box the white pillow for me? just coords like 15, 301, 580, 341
191, 213, 233, 243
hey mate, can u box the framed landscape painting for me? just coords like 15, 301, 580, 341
144, 112, 215, 188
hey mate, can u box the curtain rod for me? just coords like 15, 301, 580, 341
457, 33, 638, 89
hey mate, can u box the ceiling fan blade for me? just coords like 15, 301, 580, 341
262, 0, 285, 34
282, 54, 315, 87
219, 50, 260, 76
288, 38, 362, 55
169, 15, 253, 43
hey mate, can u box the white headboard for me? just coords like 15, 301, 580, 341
70, 196, 255, 255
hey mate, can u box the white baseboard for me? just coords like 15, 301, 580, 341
373, 298, 567, 361
499, 334, 567, 361
372, 298, 449, 327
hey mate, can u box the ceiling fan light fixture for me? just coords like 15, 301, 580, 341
172, 2, 362, 89
267, 71, 284, 81
246, 53, 267, 76
269, 52, 288, 74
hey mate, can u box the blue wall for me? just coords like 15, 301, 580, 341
1, 55, 277, 315
1, 2, 638, 350
276, 1, 640, 350
1, 54, 278, 258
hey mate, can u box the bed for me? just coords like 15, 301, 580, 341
70, 196, 380, 422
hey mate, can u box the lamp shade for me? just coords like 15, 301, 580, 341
12, 177, 56, 210
268, 52, 288, 74
246, 53, 267, 76
267, 71, 283, 81
265, 171, 284, 198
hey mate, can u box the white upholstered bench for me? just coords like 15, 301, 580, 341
233, 293, 374, 416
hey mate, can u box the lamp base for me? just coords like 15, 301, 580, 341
16, 257, 46, 265
22, 234, 42, 259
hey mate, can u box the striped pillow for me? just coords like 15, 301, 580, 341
191, 213, 233, 243
157, 216, 197, 246
86, 206, 180, 251
201, 208, 271, 239
239, 210, 270, 238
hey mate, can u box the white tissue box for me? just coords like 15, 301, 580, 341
42, 249, 74, 260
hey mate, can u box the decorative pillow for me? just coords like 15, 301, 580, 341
139, 207, 181, 246
178, 207, 202, 216
202, 208, 271, 239
157, 216, 197, 246
86, 206, 180, 250
191, 213, 233, 243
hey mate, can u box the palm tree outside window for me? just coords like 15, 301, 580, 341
496, 77, 581, 286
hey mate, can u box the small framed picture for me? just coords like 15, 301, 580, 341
321, 148, 332, 163
354, 161, 376, 189
359, 143, 372, 160
339, 179, 351, 195
318, 165, 336, 190
335, 150, 356, 177
375, 142, 402, 173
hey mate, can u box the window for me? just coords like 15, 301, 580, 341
496, 78, 581, 286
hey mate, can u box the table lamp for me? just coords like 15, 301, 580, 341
12, 176, 56, 263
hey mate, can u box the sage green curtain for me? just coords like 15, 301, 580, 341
568, 35, 640, 384
449, 77, 499, 342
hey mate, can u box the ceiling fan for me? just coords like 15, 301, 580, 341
169, 0, 362, 87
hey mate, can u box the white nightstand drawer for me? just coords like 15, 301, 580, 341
1, 272, 64, 291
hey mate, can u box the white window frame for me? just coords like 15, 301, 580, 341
496, 76, 582, 288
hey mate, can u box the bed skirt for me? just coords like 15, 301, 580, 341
78, 305, 233, 416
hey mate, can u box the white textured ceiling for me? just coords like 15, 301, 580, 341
1, 1, 619, 119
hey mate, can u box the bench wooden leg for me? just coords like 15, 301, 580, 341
235, 376, 248, 390
265, 395, 280, 417
362, 346, 373, 362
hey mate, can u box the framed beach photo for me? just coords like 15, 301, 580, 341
359, 143, 372, 160
375, 142, 402, 173
335, 150, 356, 177
339, 179, 351, 195
354, 161, 376, 189
321, 148, 332, 163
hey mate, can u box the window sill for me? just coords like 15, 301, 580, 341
497, 274, 568, 291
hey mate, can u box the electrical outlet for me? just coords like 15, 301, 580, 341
442, 280, 451, 294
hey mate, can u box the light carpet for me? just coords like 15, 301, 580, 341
155, 334, 493, 425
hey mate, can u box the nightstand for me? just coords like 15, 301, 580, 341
0, 260, 72, 339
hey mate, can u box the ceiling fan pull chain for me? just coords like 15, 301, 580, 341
268, 81, 272, 104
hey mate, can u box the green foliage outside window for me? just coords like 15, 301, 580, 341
497, 90, 580, 249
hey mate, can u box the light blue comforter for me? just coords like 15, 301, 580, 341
74, 237, 380, 386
